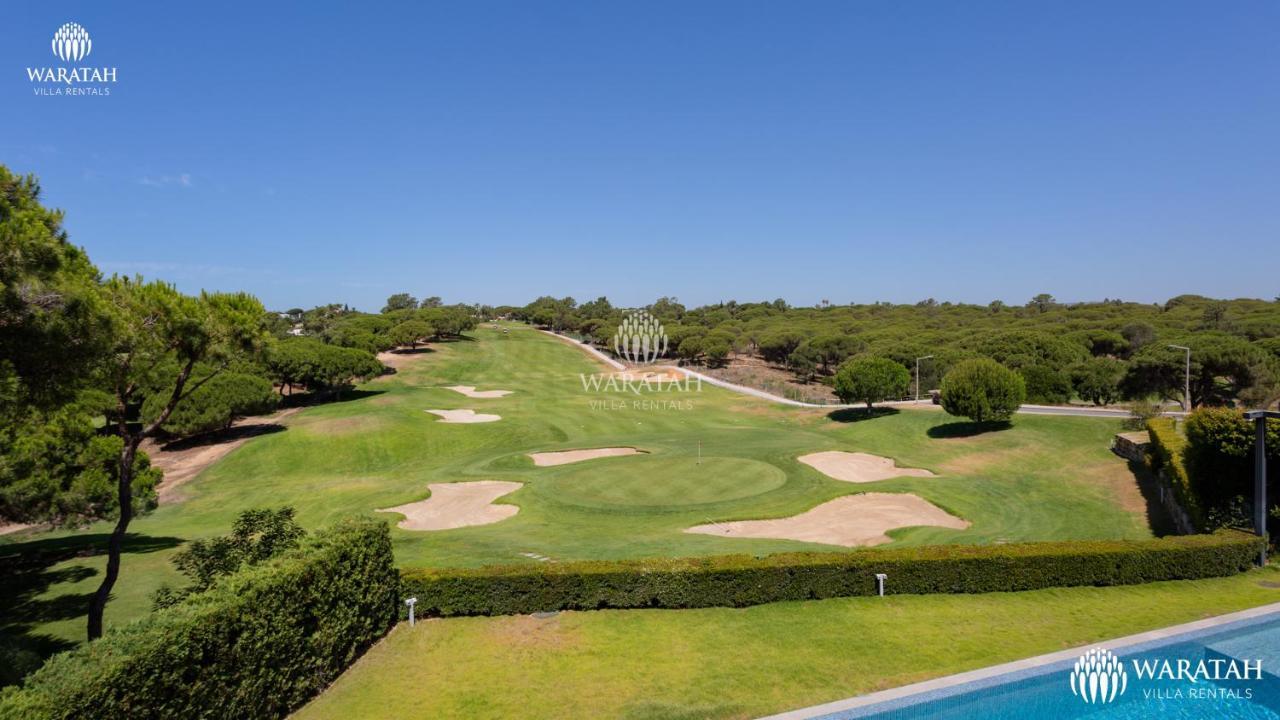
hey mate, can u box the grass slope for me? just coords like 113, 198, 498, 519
3, 324, 1155, 665
293, 567, 1280, 720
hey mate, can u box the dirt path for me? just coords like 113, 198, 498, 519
376, 348, 433, 372
145, 407, 302, 504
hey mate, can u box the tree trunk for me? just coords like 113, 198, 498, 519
87, 358, 195, 640
87, 437, 139, 640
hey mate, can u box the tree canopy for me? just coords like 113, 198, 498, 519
833, 356, 911, 409
941, 358, 1027, 423
509, 291, 1279, 410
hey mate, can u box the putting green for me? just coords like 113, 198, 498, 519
534, 456, 787, 510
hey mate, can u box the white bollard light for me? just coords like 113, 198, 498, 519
875, 573, 887, 597
405, 597, 418, 626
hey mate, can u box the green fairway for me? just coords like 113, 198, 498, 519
3, 325, 1158, 660
292, 567, 1280, 720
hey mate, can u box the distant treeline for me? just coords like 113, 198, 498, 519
503, 294, 1280, 408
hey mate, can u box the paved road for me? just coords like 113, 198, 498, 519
541, 330, 1185, 420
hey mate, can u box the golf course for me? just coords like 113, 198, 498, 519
5, 324, 1166, 659
8, 6, 1279, 717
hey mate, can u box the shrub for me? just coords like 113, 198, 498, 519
400, 531, 1261, 618
1019, 365, 1072, 405
940, 358, 1026, 422
1183, 408, 1278, 532
833, 356, 911, 408
0, 518, 398, 720
153, 507, 306, 609
1147, 417, 1200, 526
1123, 398, 1161, 431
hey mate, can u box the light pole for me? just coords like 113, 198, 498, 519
914, 355, 933, 403
1168, 345, 1191, 411
1243, 410, 1276, 567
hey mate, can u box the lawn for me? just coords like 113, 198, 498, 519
3, 324, 1158, 670
292, 567, 1280, 720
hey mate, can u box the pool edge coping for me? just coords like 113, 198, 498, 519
756, 599, 1280, 720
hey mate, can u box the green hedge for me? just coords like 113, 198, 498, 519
1148, 417, 1202, 527
0, 518, 398, 720
401, 530, 1262, 617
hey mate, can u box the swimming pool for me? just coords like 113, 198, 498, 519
768, 603, 1280, 720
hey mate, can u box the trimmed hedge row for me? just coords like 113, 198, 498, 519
0, 519, 398, 720
1148, 417, 1202, 526
401, 530, 1263, 617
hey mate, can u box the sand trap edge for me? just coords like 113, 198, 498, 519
376, 480, 522, 531
527, 447, 647, 467
684, 492, 969, 548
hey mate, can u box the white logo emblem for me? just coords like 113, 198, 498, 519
612, 311, 668, 364
1070, 648, 1128, 704
52, 23, 92, 63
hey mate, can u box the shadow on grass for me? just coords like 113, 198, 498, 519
279, 388, 385, 408
158, 423, 286, 452
826, 407, 900, 423
1126, 458, 1180, 537
926, 420, 1013, 438
0, 532, 183, 687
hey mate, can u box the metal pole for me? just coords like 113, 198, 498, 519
1185, 348, 1191, 412
1256, 417, 1268, 567
1168, 345, 1191, 411
914, 355, 933, 403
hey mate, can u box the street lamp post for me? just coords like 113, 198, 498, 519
915, 355, 934, 403
1243, 410, 1276, 567
1168, 345, 1191, 411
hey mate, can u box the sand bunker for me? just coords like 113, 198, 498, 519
686, 493, 968, 547
445, 385, 514, 399
425, 409, 502, 423
528, 447, 643, 466
798, 451, 936, 484
378, 481, 522, 531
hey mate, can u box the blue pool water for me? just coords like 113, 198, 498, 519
824, 614, 1280, 720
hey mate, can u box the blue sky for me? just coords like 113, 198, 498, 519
4, 2, 1278, 311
